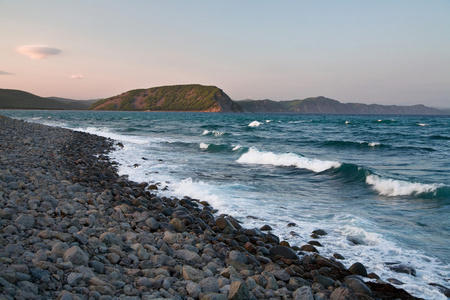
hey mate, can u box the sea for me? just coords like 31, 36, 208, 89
2, 110, 449, 299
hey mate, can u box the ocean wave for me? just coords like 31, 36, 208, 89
236, 148, 341, 173
199, 142, 209, 149
201, 130, 230, 136
321, 140, 384, 149
430, 134, 450, 140
366, 175, 444, 197
248, 121, 263, 127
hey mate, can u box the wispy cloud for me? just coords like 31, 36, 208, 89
0, 71, 14, 75
16, 45, 61, 59
70, 74, 84, 79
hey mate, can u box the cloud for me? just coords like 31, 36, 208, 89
16, 45, 61, 59
70, 74, 84, 79
0, 71, 14, 75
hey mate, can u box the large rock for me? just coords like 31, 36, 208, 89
99, 232, 123, 248
182, 265, 204, 282
63, 246, 88, 266
199, 277, 220, 293
348, 262, 368, 277
186, 282, 201, 298
344, 277, 372, 296
176, 249, 202, 264
293, 286, 314, 300
330, 286, 358, 300
269, 245, 298, 260
15, 214, 35, 229
228, 281, 250, 300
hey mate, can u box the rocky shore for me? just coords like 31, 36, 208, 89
0, 115, 423, 300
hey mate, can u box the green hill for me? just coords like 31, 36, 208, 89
90, 84, 243, 112
0, 89, 93, 110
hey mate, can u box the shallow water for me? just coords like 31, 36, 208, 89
3, 110, 449, 299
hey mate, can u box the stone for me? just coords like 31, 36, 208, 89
67, 272, 83, 286
175, 249, 202, 264
388, 264, 417, 276
182, 265, 204, 282
63, 246, 88, 266
300, 244, 318, 253
170, 218, 186, 232
344, 277, 372, 296
17, 280, 38, 294
228, 281, 250, 300
269, 245, 298, 259
260, 224, 272, 231
314, 275, 335, 288
99, 232, 123, 248
293, 286, 314, 300
312, 229, 327, 236
15, 214, 35, 229
330, 286, 359, 300
145, 217, 159, 230
199, 277, 220, 293
348, 262, 368, 277
186, 282, 201, 298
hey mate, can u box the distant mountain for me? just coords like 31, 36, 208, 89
90, 84, 244, 112
238, 96, 447, 115
0, 89, 93, 110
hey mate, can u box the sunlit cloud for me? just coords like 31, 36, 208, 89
16, 45, 61, 59
0, 71, 14, 75
70, 74, 84, 79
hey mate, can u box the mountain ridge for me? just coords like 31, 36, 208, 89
0, 87, 447, 114
0, 89, 94, 110
238, 96, 446, 115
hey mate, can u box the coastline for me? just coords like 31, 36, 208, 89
0, 116, 424, 299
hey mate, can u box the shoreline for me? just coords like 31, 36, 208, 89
0, 115, 426, 299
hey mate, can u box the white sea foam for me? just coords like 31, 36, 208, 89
237, 148, 341, 173
345, 120, 351, 124
232, 145, 242, 151
366, 175, 441, 196
368, 142, 380, 147
199, 142, 209, 149
248, 121, 262, 127
417, 123, 428, 126
202, 129, 226, 136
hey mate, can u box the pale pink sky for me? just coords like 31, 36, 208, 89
1, 1, 449, 107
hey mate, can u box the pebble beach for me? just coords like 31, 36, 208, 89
0, 115, 424, 300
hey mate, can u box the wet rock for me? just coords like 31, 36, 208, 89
330, 286, 359, 300
300, 244, 318, 253
348, 262, 368, 277
388, 264, 417, 276
269, 245, 298, 260
260, 224, 272, 231
344, 276, 372, 296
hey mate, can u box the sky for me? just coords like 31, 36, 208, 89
1, 1, 449, 107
